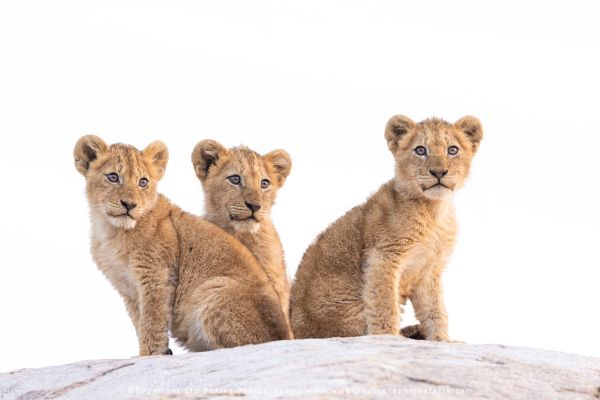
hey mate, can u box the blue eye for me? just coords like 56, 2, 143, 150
414, 146, 427, 156
228, 175, 241, 185
261, 179, 270, 189
106, 173, 119, 183
448, 146, 459, 155
139, 178, 149, 188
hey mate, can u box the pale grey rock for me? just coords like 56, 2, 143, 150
1, 336, 599, 399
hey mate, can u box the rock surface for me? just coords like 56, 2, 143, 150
1, 336, 599, 400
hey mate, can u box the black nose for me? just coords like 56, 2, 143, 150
245, 201, 261, 213
121, 200, 137, 211
429, 170, 448, 180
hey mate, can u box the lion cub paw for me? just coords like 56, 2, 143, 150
400, 324, 425, 340
400, 325, 464, 344
139, 345, 172, 357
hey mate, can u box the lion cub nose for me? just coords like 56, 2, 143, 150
245, 201, 261, 213
121, 200, 137, 211
429, 169, 448, 180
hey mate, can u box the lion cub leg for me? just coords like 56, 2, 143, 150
118, 291, 140, 337
410, 272, 450, 342
132, 262, 174, 356
362, 248, 409, 336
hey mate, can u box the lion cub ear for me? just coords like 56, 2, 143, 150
191, 140, 228, 181
264, 149, 292, 186
455, 116, 483, 152
384, 115, 416, 152
142, 141, 169, 180
73, 135, 109, 176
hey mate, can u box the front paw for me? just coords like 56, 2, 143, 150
400, 324, 425, 340
139, 345, 171, 356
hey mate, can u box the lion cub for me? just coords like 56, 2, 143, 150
74, 136, 290, 356
191, 140, 293, 336
290, 115, 483, 341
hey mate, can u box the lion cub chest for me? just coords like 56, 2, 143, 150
398, 202, 457, 297
90, 215, 139, 301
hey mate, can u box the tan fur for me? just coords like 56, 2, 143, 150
191, 140, 293, 337
74, 136, 290, 356
290, 115, 483, 341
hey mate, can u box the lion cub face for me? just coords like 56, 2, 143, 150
192, 140, 291, 233
385, 115, 483, 200
74, 135, 169, 229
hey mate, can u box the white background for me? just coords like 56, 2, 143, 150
0, 0, 598, 373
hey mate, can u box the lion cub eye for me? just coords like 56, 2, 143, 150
414, 146, 427, 156
448, 146, 459, 155
261, 179, 270, 189
228, 175, 241, 185
139, 178, 149, 188
105, 173, 119, 183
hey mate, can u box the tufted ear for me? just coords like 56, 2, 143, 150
191, 140, 228, 181
264, 149, 292, 186
455, 116, 483, 152
384, 115, 416, 152
142, 140, 169, 180
73, 135, 109, 176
